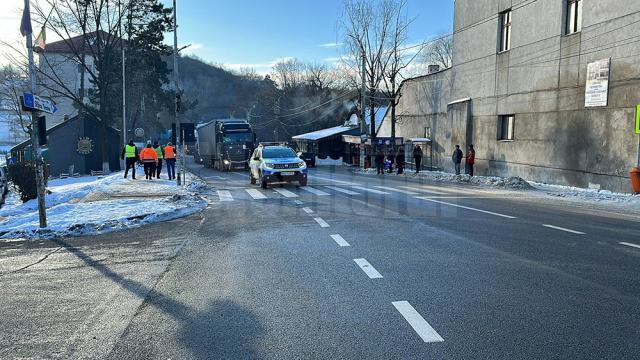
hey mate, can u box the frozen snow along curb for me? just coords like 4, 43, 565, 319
0, 171, 209, 240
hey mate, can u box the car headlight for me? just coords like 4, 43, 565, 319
298, 162, 307, 168
263, 162, 273, 169
223, 159, 230, 165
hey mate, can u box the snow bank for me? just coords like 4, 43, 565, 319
0, 171, 208, 240
354, 168, 534, 190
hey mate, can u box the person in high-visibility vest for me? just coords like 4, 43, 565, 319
139, 142, 159, 180
121, 139, 138, 179
164, 142, 177, 180
152, 141, 164, 179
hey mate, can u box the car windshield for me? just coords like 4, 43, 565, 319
262, 147, 296, 159
223, 132, 252, 143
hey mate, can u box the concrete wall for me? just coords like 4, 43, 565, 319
381, 0, 640, 192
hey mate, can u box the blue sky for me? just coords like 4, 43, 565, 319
165, 0, 454, 74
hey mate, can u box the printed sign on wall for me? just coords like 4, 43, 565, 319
585, 58, 611, 107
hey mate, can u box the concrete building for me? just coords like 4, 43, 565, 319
378, 0, 640, 192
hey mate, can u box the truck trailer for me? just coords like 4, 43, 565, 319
196, 119, 256, 171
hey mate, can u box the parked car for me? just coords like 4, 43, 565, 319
298, 152, 316, 167
249, 145, 308, 189
0, 166, 8, 204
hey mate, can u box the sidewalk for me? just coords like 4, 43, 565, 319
0, 170, 208, 240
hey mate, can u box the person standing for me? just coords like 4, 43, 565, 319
386, 150, 395, 173
396, 147, 406, 175
164, 142, 177, 180
153, 141, 164, 179
452, 145, 464, 175
121, 140, 138, 179
466, 144, 476, 177
413, 145, 423, 174
375, 148, 385, 175
139, 142, 158, 180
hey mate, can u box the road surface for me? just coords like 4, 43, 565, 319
1, 163, 639, 359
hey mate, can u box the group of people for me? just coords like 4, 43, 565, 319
374, 145, 424, 175
452, 144, 475, 176
121, 140, 177, 180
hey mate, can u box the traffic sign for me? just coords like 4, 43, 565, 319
22, 92, 58, 114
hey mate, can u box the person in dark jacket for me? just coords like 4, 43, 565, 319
452, 145, 463, 175
374, 148, 385, 175
466, 144, 476, 176
386, 150, 395, 173
121, 140, 138, 179
413, 145, 423, 174
396, 148, 406, 175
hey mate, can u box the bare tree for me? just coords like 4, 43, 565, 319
0, 65, 31, 138
340, 0, 398, 141
271, 58, 305, 91
422, 34, 453, 69
305, 62, 336, 92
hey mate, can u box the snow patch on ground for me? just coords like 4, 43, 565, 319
0, 171, 209, 240
355, 168, 534, 190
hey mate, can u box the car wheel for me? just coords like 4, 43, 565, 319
260, 171, 268, 189
299, 178, 307, 186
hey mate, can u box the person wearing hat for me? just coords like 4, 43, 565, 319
139, 141, 159, 180
152, 141, 164, 179
164, 142, 177, 180
121, 139, 138, 179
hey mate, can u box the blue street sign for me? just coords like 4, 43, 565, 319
22, 92, 58, 114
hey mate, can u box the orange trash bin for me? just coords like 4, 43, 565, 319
630, 167, 640, 193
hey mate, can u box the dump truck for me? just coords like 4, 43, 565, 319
196, 118, 256, 171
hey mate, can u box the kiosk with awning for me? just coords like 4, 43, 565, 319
291, 124, 360, 163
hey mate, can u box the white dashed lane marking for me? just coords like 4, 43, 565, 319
245, 189, 267, 200
330, 234, 350, 247
294, 200, 304, 205
273, 188, 298, 198
542, 224, 585, 235
353, 258, 383, 279
217, 190, 234, 202
374, 186, 420, 195
301, 186, 330, 196
619, 242, 640, 249
400, 186, 448, 195
313, 217, 330, 228
302, 207, 314, 214
417, 198, 516, 219
326, 186, 360, 195
392, 301, 444, 343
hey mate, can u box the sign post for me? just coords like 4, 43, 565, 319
636, 104, 640, 166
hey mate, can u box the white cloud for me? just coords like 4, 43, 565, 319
223, 56, 296, 75
319, 42, 343, 48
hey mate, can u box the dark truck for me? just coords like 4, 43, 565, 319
196, 119, 256, 171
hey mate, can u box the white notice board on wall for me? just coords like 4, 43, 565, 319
585, 58, 611, 107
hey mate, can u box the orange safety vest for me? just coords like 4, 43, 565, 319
164, 146, 176, 159
140, 148, 158, 162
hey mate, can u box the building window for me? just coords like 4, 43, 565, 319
499, 10, 512, 52
498, 115, 515, 141
566, 0, 583, 35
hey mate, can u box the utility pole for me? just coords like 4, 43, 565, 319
120, 0, 126, 148
172, 0, 182, 185
23, 0, 47, 227
360, 48, 367, 169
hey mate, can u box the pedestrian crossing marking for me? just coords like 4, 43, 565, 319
325, 186, 360, 195
352, 186, 390, 195
245, 189, 267, 199
300, 186, 330, 196
217, 190, 234, 201
273, 188, 298, 198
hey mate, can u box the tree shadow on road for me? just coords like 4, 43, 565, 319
179, 299, 265, 360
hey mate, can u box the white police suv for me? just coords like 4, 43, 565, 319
249, 145, 308, 189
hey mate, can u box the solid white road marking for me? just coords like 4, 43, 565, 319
301, 186, 330, 196
311, 176, 361, 186
217, 190, 234, 202
326, 186, 360, 195
400, 186, 448, 195
273, 188, 298, 198
330, 234, 350, 247
542, 224, 585, 235
245, 189, 267, 200
294, 200, 304, 205
417, 198, 516, 219
302, 207, 314, 214
392, 301, 444, 343
374, 186, 420, 195
353, 258, 383, 279
352, 186, 390, 195
619, 242, 640, 249
313, 217, 330, 228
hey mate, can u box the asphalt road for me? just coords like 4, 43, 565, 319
1, 163, 639, 359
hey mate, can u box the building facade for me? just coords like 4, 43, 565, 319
378, 0, 640, 192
